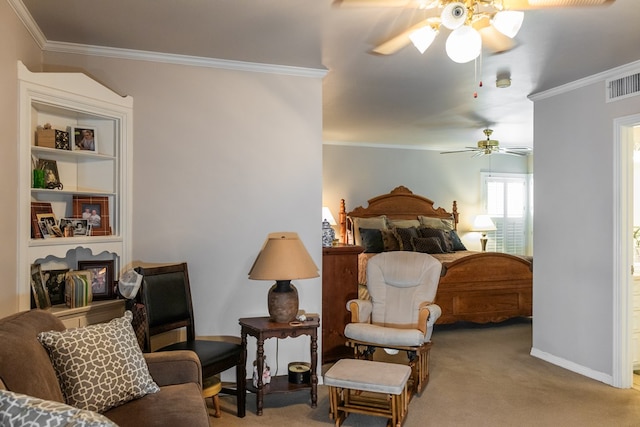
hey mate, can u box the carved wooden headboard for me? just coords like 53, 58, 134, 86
338, 186, 458, 243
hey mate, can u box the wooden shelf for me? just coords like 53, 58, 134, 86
245, 375, 310, 394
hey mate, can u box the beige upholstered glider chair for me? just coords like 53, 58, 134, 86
344, 251, 442, 394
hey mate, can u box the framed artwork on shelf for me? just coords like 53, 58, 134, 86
71, 126, 97, 152
37, 159, 62, 190
30, 202, 53, 238
73, 196, 111, 236
78, 260, 115, 300
36, 213, 62, 238
60, 218, 91, 237
42, 268, 69, 306
30, 264, 51, 309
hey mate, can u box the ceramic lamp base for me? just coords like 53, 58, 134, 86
268, 280, 298, 323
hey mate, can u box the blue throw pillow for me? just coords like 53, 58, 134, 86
449, 230, 467, 251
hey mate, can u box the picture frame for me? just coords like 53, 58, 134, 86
71, 126, 97, 152
60, 218, 91, 237
30, 264, 51, 309
72, 196, 111, 236
30, 202, 53, 238
37, 159, 62, 190
78, 260, 115, 300
36, 213, 62, 238
42, 268, 69, 306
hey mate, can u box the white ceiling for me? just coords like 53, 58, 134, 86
15, 0, 640, 151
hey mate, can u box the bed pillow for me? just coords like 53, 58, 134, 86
350, 216, 387, 246
380, 229, 401, 251
411, 237, 446, 254
387, 218, 420, 229
419, 227, 454, 252
449, 230, 467, 251
419, 216, 455, 231
359, 228, 385, 253
0, 389, 117, 427
37, 311, 160, 413
392, 227, 420, 251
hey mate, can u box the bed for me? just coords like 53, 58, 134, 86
340, 185, 532, 324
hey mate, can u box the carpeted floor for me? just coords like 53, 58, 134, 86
211, 319, 640, 426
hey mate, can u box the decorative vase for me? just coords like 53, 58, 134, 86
322, 219, 335, 247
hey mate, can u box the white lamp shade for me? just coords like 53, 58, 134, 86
322, 206, 337, 226
472, 215, 497, 232
446, 26, 482, 63
441, 2, 467, 30
491, 11, 524, 39
249, 232, 319, 280
409, 25, 438, 54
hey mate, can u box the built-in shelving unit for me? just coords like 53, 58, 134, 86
17, 61, 133, 313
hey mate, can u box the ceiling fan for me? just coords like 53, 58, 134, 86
440, 128, 531, 156
336, 0, 615, 61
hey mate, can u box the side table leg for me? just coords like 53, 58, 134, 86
256, 337, 265, 416
238, 329, 247, 418
310, 332, 318, 408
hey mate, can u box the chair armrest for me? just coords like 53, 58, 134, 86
417, 302, 442, 334
144, 350, 202, 389
346, 299, 372, 323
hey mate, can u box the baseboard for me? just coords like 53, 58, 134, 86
530, 347, 613, 386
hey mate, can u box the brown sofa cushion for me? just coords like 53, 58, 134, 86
0, 310, 65, 402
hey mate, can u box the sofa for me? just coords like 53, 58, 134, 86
0, 309, 210, 426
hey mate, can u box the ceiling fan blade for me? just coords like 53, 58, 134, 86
372, 19, 433, 55
440, 148, 480, 154
501, 0, 614, 10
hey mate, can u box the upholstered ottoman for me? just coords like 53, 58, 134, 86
324, 359, 411, 427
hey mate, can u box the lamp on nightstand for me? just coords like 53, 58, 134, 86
472, 215, 496, 252
249, 232, 319, 323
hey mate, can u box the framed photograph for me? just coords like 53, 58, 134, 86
30, 264, 51, 309
73, 196, 111, 236
78, 260, 115, 300
37, 159, 62, 190
36, 212, 61, 238
31, 202, 53, 238
60, 218, 91, 237
71, 126, 97, 152
42, 268, 69, 305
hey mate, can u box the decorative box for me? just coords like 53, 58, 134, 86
36, 128, 56, 148
55, 130, 70, 150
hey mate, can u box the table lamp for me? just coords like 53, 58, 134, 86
249, 232, 319, 323
472, 214, 496, 252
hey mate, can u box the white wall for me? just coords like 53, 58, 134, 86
35, 53, 325, 378
0, 1, 43, 317
531, 66, 640, 383
323, 143, 529, 250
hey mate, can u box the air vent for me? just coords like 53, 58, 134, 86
606, 71, 640, 102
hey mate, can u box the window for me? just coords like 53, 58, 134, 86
481, 172, 532, 255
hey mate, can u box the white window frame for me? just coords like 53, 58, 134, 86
480, 172, 533, 256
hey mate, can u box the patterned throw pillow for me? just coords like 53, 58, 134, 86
0, 389, 118, 427
411, 236, 445, 254
380, 229, 401, 251
392, 227, 420, 251
38, 311, 160, 413
418, 227, 454, 252
449, 230, 467, 251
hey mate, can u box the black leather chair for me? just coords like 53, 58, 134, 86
135, 263, 246, 418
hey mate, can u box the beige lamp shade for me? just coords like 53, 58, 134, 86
471, 215, 497, 232
249, 232, 319, 281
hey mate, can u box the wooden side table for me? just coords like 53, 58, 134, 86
239, 316, 319, 416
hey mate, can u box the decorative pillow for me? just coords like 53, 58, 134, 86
419, 216, 455, 231
387, 218, 420, 229
350, 216, 387, 246
411, 236, 445, 254
38, 311, 160, 413
392, 227, 420, 251
418, 227, 454, 252
449, 230, 467, 251
0, 389, 118, 427
359, 228, 384, 253
380, 229, 401, 251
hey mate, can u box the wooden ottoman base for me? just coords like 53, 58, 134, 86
324, 359, 411, 427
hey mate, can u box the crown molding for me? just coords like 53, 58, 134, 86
7, 0, 46, 49
529, 59, 640, 101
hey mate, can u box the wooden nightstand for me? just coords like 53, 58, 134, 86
322, 244, 364, 363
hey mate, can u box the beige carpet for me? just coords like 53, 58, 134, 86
212, 319, 640, 426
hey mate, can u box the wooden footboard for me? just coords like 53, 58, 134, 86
435, 253, 532, 324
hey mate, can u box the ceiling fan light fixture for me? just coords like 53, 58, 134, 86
445, 26, 482, 63
491, 11, 524, 38
441, 2, 468, 30
409, 25, 438, 54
